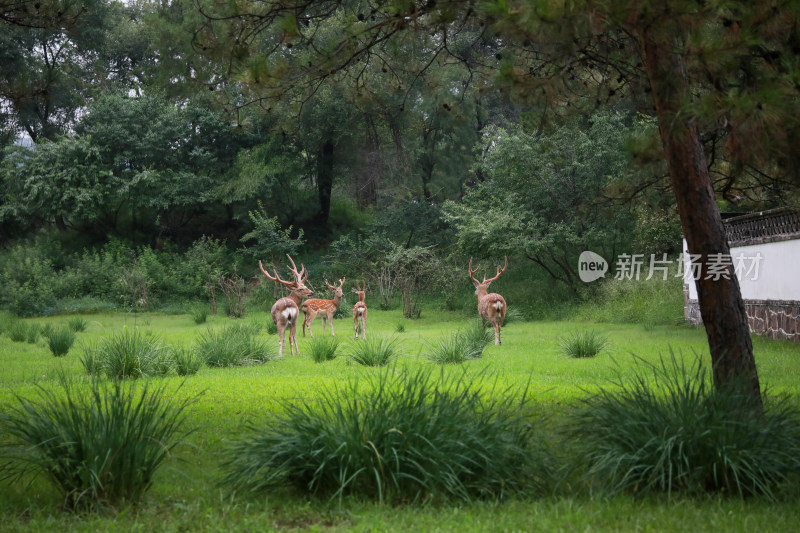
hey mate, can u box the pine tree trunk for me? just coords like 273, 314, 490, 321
638, 25, 762, 405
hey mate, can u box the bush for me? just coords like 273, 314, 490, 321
195, 323, 274, 368
173, 347, 202, 376
571, 353, 800, 499
0, 375, 195, 509
220, 367, 553, 502
346, 336, 400, 367
575, 273, 683, 327
558, 330, 608, 358
92, 327, 171, 379
67, 316, 88, 332
43, 326, 76, 357
395, 320, 406, 333
308, 336, 340, 363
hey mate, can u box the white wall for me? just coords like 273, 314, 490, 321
684, 238, 800, 301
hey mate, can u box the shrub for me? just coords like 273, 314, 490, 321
346, 336, 400, 367
67, 316, 88, 332
220, 367, 553, 503
195, 323, 274, 368
0, 375, 195, 509
395, 320, 406, 333
570, 353, 800, 499
95, 327, 171, 379
265, 320, 278, 336
173, 347, 202, 376
558, 330, 608, 358
43, 326, 76, 357
308, 336, 340, 363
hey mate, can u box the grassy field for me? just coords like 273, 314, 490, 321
2, 309, 800, 531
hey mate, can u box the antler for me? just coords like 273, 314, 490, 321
353, 280, 367, 292
469, 256, 508, 284
468, 257, 481, 285
286, 254, 307, 284
484, 256, 508, 283
259, 260, 294, 288
325, 277, 345, 290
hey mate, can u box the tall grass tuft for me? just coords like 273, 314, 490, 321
502, 306, 525, 325
0, 375, 195, 510
95, 327, 170, 379
559, 330, 608, 358
7, 321, 30, 343
190, 304, 208, 325
79, 345, 103, 376
265, 320, 278, 336
346, 336, 400, 366
426, 322, 489, 364
67, 316, 88, 332
308, 336, 340, 363
571, 353, 800, 499
220, 367, 553, 503
173, 346, 202, 376
43, 326, 76, 357
195, 323, 274, 367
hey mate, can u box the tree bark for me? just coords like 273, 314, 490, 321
638, 25, 761, 404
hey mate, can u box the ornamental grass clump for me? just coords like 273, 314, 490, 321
95, 327, 171, 379
571, 353, 800, 499
195, 323, 274, 368
220, 367, 553, 503
173, 346, 202, 376
67, 316, 88, 332
345, 336, 400, 366
308, 336, 340, 363
426, 322, 489, 364
559, 330, 608, 358
43, 326, 76, 357
0, 375, 195, 510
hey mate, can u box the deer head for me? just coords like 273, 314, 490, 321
352, 280, 367, 302
259, 254, 313, 298
325, 277, 345, 299
468, 256, 508, 295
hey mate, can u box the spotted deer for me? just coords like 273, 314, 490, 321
352, 280, 368, 340
301, 277, 345, 338
468, 257, 508, 345
259, 255, 313, 356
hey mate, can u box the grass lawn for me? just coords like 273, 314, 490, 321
2, 308, 800, 531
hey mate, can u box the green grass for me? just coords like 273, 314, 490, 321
1, 309, 800, 530
558, 329, 609, 358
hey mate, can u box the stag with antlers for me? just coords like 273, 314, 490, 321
259, 254, 313, 357
352, 281, 368, 340
301, 277, 345, 338
468, 257, 508, 346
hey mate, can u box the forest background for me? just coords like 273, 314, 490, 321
1, 0, 795, 323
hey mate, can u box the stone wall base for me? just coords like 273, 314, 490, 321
685, 299, 800, 343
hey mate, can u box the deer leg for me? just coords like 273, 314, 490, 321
278, 324, 285, 357
354, 314, 359, 340
329, 314, 335, 337
362, 311, 367, 339
491, 317, 500, 345
290, 320, 299, 355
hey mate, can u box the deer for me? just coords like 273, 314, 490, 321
259, 254, 313, 357
468, 256, 508, 346
301, 277, 345, 338
352, 280, 368, 340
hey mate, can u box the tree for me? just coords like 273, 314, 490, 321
192, 0, 791, 403
447, 111, 638, 294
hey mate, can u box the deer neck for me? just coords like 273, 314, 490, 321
288, 291, 305, 306
476, 285, 489, 300
332, 293, 342, 309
